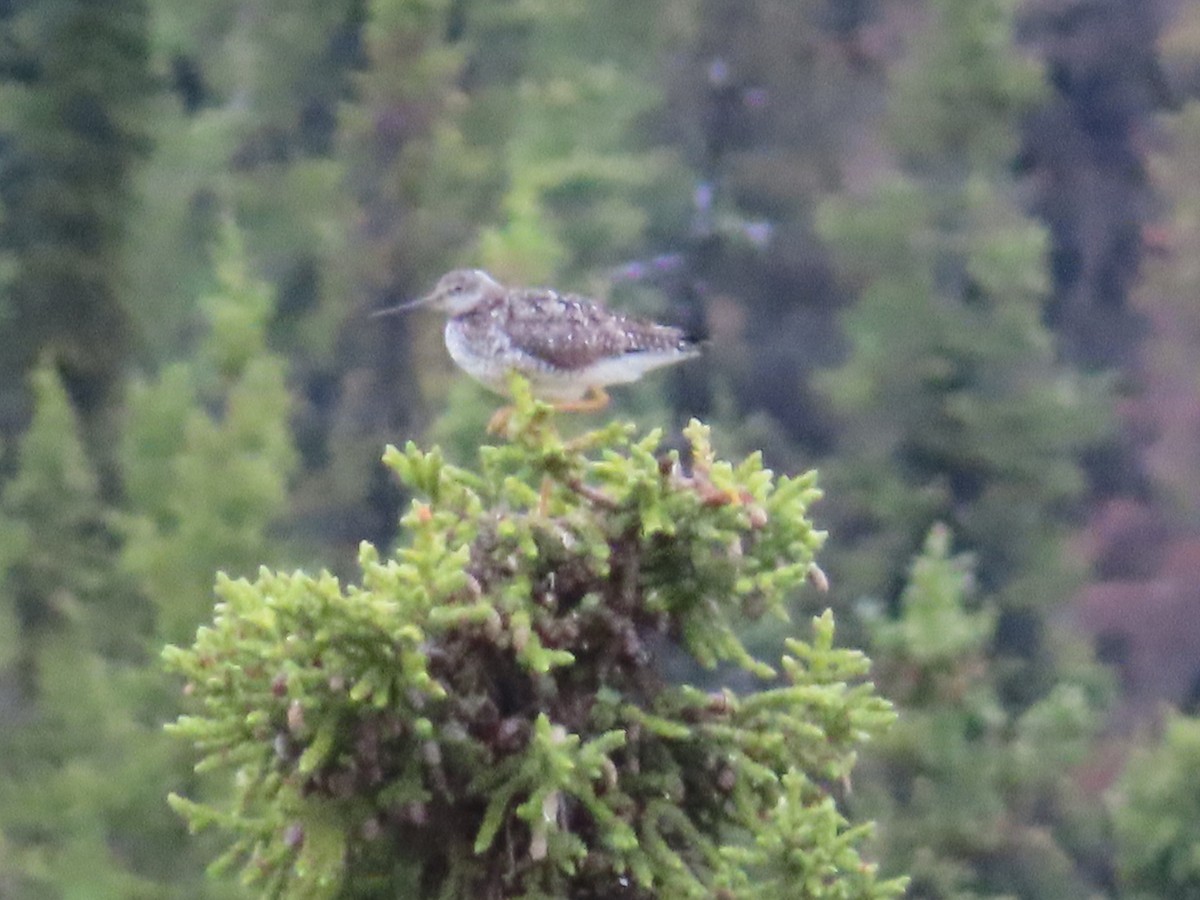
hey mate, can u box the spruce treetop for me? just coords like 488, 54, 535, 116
166, 376, 903, 899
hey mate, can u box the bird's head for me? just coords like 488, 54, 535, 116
425, 269, 505, 315
372, 269, 504, 319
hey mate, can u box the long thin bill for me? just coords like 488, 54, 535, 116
369, 296, 433, 318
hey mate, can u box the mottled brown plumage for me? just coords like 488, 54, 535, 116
463, 286, 693, 373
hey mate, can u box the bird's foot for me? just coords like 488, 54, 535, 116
487, 405, 515, 435
551, 386, 610, 415
488, 386, 607, 437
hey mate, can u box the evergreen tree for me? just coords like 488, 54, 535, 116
317, 0, 478, 550
1111, 712, 1200, 898
128, 0, 360, 365
0, 0, 153, 473
1020, 0, 1172, 370
815, 0, 1110, 698
0, 363, 118, 693
657, 0, 874, 458
0, 223, 296, 897
1129, 100, 1200, 522
122, 221, 297, 645
856, 526, 1106, 898
813, 1, 1114, 894
127, 0, 362, 582
467, 2, 680, 282
166, 383, 904, 898
0, 363, 171, 897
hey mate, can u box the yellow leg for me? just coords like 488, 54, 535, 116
486, 405, 515, 435
552, 386, 610, 415
486, 386, 609, 436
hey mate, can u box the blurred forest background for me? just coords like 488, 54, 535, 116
2, 0, 1200, 896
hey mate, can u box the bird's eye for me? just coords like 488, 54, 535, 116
451, 285, 463, 294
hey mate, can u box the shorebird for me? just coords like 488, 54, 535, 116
373, 269, 700, 430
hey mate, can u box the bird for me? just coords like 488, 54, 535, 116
372, 269, 700, 430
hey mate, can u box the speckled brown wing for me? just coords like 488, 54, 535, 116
501, 288, 691, 372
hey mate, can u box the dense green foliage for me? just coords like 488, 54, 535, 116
121, 223, 297, 646
817, 0, 1109, 637
1112, 714, 1200, 898
812, 3, 1116, 894
166, 381, 903, 898
0, 364, 165, 897
0, 226, 295, 897
857, 527, 1104, 898
0, 0, 153, 469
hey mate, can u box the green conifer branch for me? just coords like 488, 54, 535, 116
165, 374, 904, 898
